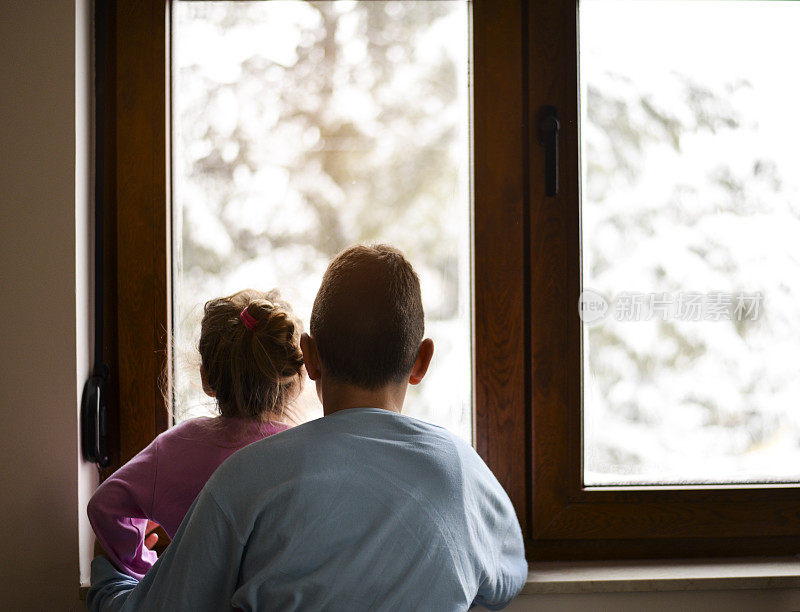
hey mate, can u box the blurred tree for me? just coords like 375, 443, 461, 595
172, 2, 471, 432
176, 1, 462, 318
584, 69, 800, 482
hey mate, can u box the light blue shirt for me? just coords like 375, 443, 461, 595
89, 408, 527, 611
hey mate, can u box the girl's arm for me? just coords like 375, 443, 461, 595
87, 438, 160, 580
87, 489, 245, 612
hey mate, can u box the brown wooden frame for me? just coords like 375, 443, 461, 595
472, 0, 530, 541
101, 0, 800, 561
521, 0, 800, 560
101, 0, 172, 476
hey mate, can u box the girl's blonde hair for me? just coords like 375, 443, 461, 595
199, 288, 303, 420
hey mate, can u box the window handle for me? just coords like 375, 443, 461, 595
537, 105, 560, 197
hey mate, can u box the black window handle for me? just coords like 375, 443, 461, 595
537, 105, 560, 197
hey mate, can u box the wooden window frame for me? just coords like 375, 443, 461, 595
100, 0, 800, 561
523, 0, 800, 559
100, 0, 171, 478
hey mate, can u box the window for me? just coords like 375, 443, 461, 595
102, 0, 800, 560
525, 0, 800, 559
102, 0, 528, 536
581, 0, 800, 486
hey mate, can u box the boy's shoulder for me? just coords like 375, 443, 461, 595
219, 408, 474, 460
206, 408, 492, 495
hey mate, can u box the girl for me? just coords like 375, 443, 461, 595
88, 289, 304, 579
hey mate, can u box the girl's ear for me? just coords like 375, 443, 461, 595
300, 333, 322, 381
409, 338, 434, 385
200, 365, 215, 398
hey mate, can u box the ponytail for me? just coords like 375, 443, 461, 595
199, 289, 303, 420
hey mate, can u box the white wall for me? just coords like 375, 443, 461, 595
75, 0, 97, 588
0, 1, 94, 608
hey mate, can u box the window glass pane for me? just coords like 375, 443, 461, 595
172, 1, 472, 440
580, 0, 800, 484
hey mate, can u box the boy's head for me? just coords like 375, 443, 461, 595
309, 244, 425, 389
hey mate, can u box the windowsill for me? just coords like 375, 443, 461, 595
523, 557, 800, 595
80, 557, 800, 601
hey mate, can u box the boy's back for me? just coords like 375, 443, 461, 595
218, 408, 526, 610
89, 408, 526, 611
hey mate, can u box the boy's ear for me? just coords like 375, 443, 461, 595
300, 333, 322, 382
409, 338, 434, 386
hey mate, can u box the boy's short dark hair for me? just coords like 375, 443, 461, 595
310, 244, 425, 389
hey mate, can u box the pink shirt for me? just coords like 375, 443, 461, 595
87, 416, 288, 579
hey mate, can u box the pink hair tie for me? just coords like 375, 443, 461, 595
240, 307, 260, 332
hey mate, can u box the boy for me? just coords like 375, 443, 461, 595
89, 244, 527, 611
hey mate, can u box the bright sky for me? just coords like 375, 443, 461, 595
581, 0, 800, 177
